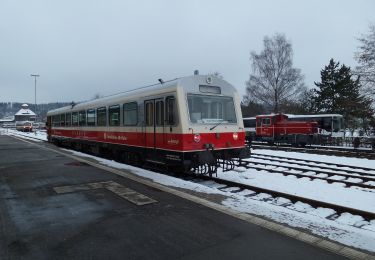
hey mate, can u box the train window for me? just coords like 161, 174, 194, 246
87, 109, 96, 126
79, 110, 86, 126
166, 97, 175, 125
243, 118, 256, 128
334, 117, 344, 132
123, 102, 138, 126
145, 102, 154, 126
187, 94, 236, 123
199, 85, 221, 94
322, 117, 330, 130
66, 113, 71, 127
60, 114, 66, 127
262, 118, 270, 126
109, 105, 120, 126
97, 107, 107, 126
72, 112, 78, 126
47, 116, 51, 127
156, 100, 164, 126
52, 115, 60, 127
211, 102, 223, 119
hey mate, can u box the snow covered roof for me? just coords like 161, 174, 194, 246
15, 104, 36, 116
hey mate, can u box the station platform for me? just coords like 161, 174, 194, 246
0, 135, 351, 259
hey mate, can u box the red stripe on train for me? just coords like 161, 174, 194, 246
50, 129, 245, 151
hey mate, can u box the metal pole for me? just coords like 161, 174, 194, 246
31, 74, 40, 135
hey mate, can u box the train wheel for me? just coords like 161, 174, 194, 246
193, 164, 208, 175
221, 160, 235, 171
131, 153, 143, 167
208, 164, 217, 177
120, 152, 130, 164
192, 163, 217, 176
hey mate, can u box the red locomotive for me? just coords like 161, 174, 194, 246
254, 114, 318, 146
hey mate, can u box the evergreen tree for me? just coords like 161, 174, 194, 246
314, 58, 373, 129
299, 89, 318, 113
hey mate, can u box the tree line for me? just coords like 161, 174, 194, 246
242, 23, 375, 132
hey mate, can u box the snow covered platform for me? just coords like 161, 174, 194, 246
0, 135, 368, 259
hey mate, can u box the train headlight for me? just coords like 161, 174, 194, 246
194, 134, 201, 143
233, 132, 238, 140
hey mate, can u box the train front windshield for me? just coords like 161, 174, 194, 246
187, 94, 237, 124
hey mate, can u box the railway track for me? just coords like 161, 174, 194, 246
251, 143, 375, 159
190, 174, 375, 222
237, 156, 375, 190
190, 175, 375, 221
252, 152, 375, 173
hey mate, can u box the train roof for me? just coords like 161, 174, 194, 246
285, 114, 343, 118
253, 113, 343, 118
47, 75, 237, 116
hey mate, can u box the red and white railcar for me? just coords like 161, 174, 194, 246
46, 74, 249, 173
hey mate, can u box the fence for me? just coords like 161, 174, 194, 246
313, 136, 375, 149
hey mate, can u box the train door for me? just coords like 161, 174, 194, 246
144, 99, 165, 161
260, 117, 272, 137
46, 116, 52, 141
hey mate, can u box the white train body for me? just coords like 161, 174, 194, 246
47, 75, 248, 173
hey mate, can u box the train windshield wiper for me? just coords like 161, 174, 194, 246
210, 120, 227, 131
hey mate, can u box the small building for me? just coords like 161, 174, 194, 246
15, 104, 36, 122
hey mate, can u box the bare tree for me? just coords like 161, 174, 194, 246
355, 23, 375, 95
244, 33, 305, 113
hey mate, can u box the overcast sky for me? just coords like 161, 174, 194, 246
0, 0, 374, 103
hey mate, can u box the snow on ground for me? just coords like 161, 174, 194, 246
254, 148, 375, 169
3, 128, 375, 252
1, 128, 47, 141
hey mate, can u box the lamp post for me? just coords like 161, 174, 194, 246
31, 74, 39, 135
